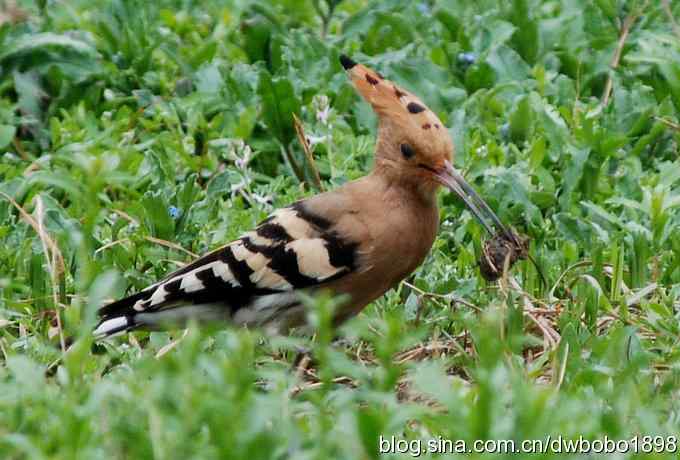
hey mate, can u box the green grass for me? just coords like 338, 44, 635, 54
2, 0, 680, 458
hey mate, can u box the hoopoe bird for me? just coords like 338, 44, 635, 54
94, 55, 516, 338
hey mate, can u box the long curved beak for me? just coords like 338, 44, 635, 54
434, 161, 516, 242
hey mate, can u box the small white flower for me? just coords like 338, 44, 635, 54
251, 193, 274, 207
314, 95, 331, 125
119, 130, 135, 146
306, 134, 327, 146
234, 143, 253, 170
317, 105, 330, 125
230, 178, 248, 194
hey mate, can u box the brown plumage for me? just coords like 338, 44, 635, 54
94, 55, 514, 338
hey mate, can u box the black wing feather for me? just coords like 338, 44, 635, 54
95, 201, 358, 336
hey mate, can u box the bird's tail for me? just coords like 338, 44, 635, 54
94, 288, 232, 339
93, 290, 152, 339
93, 315, 135, 339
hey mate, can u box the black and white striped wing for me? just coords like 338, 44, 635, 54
94, 203, 359, 337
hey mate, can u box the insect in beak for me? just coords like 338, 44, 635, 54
433, 160, 518, 244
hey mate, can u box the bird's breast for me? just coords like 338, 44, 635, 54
326, 198, 438, 324
369, 199, 439, 279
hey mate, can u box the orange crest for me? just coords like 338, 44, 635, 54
340, 55, 453, 168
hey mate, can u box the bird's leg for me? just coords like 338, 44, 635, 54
292, 346, 315, 378
290, 335, 348, 377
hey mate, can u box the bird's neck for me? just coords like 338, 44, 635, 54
372, 158, 439, 207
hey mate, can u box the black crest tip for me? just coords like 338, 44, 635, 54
339, 54, 357, 70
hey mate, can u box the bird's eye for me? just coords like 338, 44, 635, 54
400, 143, 415, 159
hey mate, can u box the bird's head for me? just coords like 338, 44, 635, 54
341, 54, 511, 238
340, 55, 451, 181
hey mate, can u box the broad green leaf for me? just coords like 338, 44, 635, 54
0, 124, 16, 149
0, 32, 97, 63
141, 191, 175, 239
508, 96, 532, 143
464, 61, 496, 92
257, 70, 300, 146
507, 0, 539, 64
